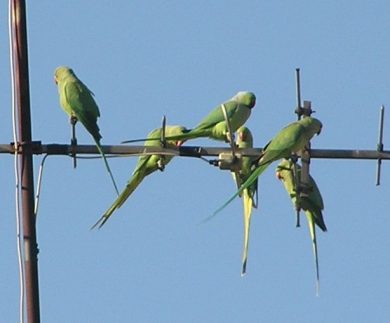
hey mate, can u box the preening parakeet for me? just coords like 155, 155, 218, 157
233, 126, 258, 276
54, 66, 119, 195
214, 117, 322, 214
122, 91, 256, 144
276, 159, 327, 295
92, 125, 187, 228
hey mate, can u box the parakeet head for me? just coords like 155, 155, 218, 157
167, 125, 188, 146
236, 126, 253, 146
54, 66, 75, 84
233, 91, 256, 109
300, 117, 322, 136
275, 159, 292, 180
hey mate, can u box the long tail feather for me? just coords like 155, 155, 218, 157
94, 139, 120, 196
241, 189, 253, 276
91, 172, 144, 229
306, 211, 320, 296
121, 129, 202, 144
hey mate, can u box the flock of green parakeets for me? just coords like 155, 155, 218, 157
54, 66, 326, 291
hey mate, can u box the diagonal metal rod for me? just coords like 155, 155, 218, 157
220, 103, 242, 188
160, 115, 167, 147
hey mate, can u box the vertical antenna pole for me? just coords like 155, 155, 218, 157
70, 116, 77, 168
12, 0, 41, 322
295, 68, 302, 119
376, 105, 385, 185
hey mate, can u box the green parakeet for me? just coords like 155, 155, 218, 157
122, 91, 256, 144
54, 66, 119, 195
184, 91, 256, 142
93, 125, 187, 228
276, 159, 327, 295
233, 126, 258, 276
214, 117, 322, 215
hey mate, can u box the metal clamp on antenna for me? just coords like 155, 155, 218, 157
302, 100, 314, 117
70, 116, 78, 168
376, 105, 385, 185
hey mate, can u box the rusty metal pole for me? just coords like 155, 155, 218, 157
11, 0, 41, 322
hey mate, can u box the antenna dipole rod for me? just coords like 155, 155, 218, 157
376, 105, 385, 185
378, 106, 385, 146
295, 68, 302, 119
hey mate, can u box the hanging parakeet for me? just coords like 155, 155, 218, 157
213, 117, 322, 215
54, 66, 119, 195
276, 159, 327, 295
233, 126, 258, 276
122, 91, 256, 144
92, 125, 187, 228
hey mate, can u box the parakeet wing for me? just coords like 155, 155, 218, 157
195, 101, 239, 130
63, 80, 101, 140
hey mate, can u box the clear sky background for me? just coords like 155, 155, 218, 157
1, 1, 389, 322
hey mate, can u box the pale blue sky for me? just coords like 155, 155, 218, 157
1, 1, 389, 322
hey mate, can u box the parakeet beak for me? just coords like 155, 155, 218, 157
54, 76, 58, 85
275, 171, 283, 180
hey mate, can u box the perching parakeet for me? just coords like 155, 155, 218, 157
184, 91, 256, 142
276, 159, 327, 295
92, 125, 187, 228
214, 117, 322, 215
233, 126, 258, 276
122, 91, 256, 144
54, 66, 119, 195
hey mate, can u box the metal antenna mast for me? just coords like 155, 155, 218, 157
11, 0, 41, 322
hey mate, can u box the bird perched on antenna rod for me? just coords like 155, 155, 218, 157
93, 125, 188, 229
54, 66, 119, 195
122, 91, 256, 145
212, 116, 322, 216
